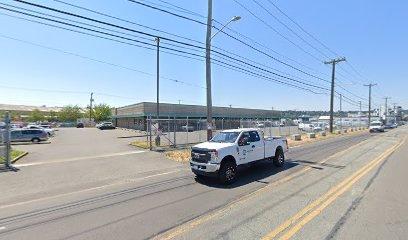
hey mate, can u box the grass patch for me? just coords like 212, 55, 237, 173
165, 149, 191, 163
0, 149, 26, 164
130, 141, 150, 149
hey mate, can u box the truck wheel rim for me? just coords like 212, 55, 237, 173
226, 166, 235, 181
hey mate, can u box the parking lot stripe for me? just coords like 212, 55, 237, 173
14, 150, 146, 167
0, 168, 186, 210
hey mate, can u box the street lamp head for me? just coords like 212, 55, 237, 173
232, 16, 241, 22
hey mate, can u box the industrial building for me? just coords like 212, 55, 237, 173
113, 102, 280, 130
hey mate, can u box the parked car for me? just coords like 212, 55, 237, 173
97, 122, 116, 130
10, 129, 49, 143
26, 125, 55, 136
181, 125, 194, 132
76, 122, 84, 128
190, 128, 288, 184
369, 121, 385, 133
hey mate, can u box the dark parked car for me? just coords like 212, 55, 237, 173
76, 122, 84, 128
97, 122, 116, 130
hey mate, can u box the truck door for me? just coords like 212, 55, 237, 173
248, 131, 264, 161
237, 132, 252, 164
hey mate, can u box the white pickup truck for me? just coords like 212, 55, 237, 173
190, 128, 289, 184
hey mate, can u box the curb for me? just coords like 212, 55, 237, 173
11, 152, 28, 164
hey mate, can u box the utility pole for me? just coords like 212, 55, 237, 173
364, 83, 377, 125
384, 97, 390, 117
205, 0, 213, 140
324, 57, 346, 133
89, 92, 94, 122
156, 37, 160, 121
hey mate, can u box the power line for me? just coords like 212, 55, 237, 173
52, 0, 206, 46
2, 4, 331, 92
5, 1, 368, 102
0, 33, 205, 89
45, 0, 332, 88
125, 0, 334, 82
265, 0, 339, 57
0, 9, 326, 96
124, 0, 368, 102
251, 0, 331, 59
232, 0, 323, 62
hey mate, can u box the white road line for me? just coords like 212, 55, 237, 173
0, 168, 187, 210
14, 150, 146, 167
0, 226, 6, 231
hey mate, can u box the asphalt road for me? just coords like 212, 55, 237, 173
0, 127, 406, 240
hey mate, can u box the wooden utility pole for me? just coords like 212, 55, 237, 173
324, 57, 346, 133
364, 83, 377, 125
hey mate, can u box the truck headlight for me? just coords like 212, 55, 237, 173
209, 150, 218, 161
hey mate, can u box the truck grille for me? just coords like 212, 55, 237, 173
191, 148, 211, 163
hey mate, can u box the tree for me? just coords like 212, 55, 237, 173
48, 110, 59, 122
28, 109, 45, 122
89, 103, 112, 122
58, 105, 83, 122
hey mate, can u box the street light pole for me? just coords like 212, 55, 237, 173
205, 0, 213, 141
205, 0, 241, 140
156, 37, 160, 121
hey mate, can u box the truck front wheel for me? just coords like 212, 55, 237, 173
219, 161, 237, 184
273, 149, 285, 167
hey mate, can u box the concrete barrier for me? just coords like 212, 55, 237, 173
308, 132, 316, 138
292, 134, 302, 141
320, 131, 327, 137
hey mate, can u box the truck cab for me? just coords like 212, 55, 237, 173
190, 128, 288, 184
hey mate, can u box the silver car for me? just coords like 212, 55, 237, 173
10, 129, 49, 143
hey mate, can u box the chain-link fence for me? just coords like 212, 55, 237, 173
144, 117, 301, 151
0, 112, 11, 169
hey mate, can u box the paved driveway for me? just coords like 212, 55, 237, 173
14, 128, 146, 164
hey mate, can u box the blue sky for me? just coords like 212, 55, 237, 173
0, 0, 407, 111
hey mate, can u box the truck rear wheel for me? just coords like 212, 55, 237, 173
219, 161, 237, 184
273, 149, 285, 167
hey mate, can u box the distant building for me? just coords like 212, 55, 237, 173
0, 104, 62, 121
113, 102, 281, 130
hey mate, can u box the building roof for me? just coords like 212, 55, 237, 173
114, 102, 281, 119
0, 104, 62, 112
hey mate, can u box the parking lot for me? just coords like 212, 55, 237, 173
14, 128, 145, 165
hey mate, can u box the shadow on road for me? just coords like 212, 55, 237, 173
195, 160, 299, 189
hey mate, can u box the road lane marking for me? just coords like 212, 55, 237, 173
0, 226, 6, 231
14, 150, 146, 167
0, 168, 185, 210
154, 138, 371, 240
262, 138, 405, 240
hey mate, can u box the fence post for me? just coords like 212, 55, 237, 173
221, 118, 224, 130
185, 116, 189, 145
148, 116, 152, 150
173, 117, 176, 148
4, 112, 11, 168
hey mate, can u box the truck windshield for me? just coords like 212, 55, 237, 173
210, 132, 239, 143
